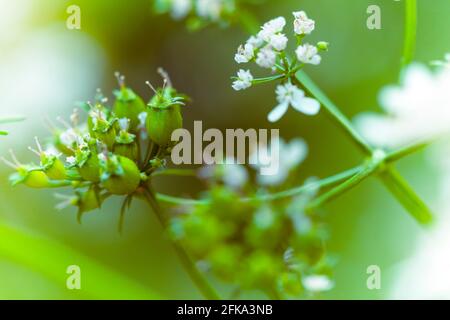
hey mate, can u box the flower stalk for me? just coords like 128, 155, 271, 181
141, 188, 221, 300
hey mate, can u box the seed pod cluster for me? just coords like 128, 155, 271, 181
3, 70, 188, 221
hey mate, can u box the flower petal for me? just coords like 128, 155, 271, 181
267, 102, 289, 122
291, 97, 320, 115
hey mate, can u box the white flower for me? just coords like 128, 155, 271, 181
256, 46, 277, 69
293, 11, 315, 35
250, 138, 308, 186
355, 63, 450, 148
232, 69, 253, 91
170, 0, 192, 19
303, 275, 334, 293
246, 35, 264, 48
234, 43, 255, 64
269, 33, 288, 51
268, 83, 320, 122
196, 0, 222, 21
258, 17, 286, 42
296, 44, 321, 65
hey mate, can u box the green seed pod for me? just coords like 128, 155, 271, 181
113, 118, 138, 161
16, 168, 51, 188
92, 118, 116, 150
145, 83, 185, 146
55, 185, 103, 223
146, 105, 182, 146
68, 140, 100, 182
113, 73, 146, 133
87, 103, 117, 149
99, 153, 141, 195
75, 186, 102, 221
78, 154, 100, 182
29, 137, 66, 180
2, 151, 56, 189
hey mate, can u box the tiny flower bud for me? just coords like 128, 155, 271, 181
316, 41, 329, 51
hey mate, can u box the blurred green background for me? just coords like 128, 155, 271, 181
0, 0, 449, 299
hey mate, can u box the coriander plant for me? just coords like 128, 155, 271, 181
3, 0, 443, 299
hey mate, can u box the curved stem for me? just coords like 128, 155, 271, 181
156, 165, 364, 206
402, 0, 417, 69
142, 188, 221, 300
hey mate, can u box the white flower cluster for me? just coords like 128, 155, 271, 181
232, 11, 327, 122
355, 62, 450, 148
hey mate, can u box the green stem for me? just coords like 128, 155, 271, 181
402, 0, 417, 68
385, 140, 431, 163
293, 71, 433, 224
155, 165, 364, 206
142, 188, 221, 300
252, 74, 285, 84
307, 161, 380, 211
379, 166, 433, 225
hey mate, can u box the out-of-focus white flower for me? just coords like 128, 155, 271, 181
232, 69, 253, 91
269, 33, 288, 51
268, 83, 320, 122
296, 44, 321, 65
293, 11, 315, 35
258, 17, 286, 42
355, 63, 450, 148
234, 43, 255, 64
302, 275, 334, 293
250, 138, 308, 186
389, 142, 450, 299
198, 157, 248, 189
196, 0, 222, 21
222, 159, 248, 189
256, 46, 277, 69
170, 0, 192, 19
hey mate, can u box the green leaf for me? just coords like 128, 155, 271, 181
0, 223, 163, 299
